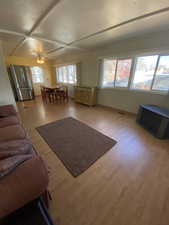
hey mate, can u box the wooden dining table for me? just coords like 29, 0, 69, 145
41, 85, 68, 103
44, 85, 61, 89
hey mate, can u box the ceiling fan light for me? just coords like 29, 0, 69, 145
37, 55, 45, 64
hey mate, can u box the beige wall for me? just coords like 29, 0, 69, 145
0, 41, 16, 107
6, 56, 53, 96
51, 30, 169, 113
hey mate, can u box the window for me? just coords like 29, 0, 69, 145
31, 66, 44, 83
56, 64, 77, 84
101, 54, 169, 93
115, 59, 132, 87
132, 55, 169, 92
132, 55, 158, 90
102, 59, 116, 87
102, 58, 132, 87
152, 55, 169, 91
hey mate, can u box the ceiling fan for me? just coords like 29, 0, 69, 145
36, 53, 45, 64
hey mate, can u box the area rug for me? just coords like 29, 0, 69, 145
37, 117, 117, 177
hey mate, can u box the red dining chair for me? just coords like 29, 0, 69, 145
54, 86, 68, 102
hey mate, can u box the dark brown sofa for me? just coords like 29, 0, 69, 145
0, 105, 49, 219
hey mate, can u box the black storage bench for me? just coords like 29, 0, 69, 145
137, 104, 169, 139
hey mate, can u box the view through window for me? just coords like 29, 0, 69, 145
102, 58, 132, 87
152, 55, 169, 91
102, 59, 116, 87
115, 59, 132, 87
56, 64, 77, 84
31, 66, 44, 83
102, 54, 169, 92
132, 55, 158, 90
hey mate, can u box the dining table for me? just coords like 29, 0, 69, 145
41, 85, 68, 103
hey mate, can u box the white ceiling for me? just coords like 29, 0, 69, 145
0, 32, 23, 56
47, 47, 86, 59
14, 38, 62, 57
73, 10, 169, 49
1, 0, 169, 59
0, 0, 55, 33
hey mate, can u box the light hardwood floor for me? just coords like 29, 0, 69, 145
17, 97, 169, 225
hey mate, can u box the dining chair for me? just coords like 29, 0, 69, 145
54, 86, 68, 102
40, 86, 47, 102
41, 87, 53, 103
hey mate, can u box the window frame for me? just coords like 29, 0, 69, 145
115, 58, 133, 89
130, 54, 159, 92
31, 66, 44, 84
101, 57, 133, 89
101, 53, 169, 95
101, 58, 117, 88
56, 64, 77, 85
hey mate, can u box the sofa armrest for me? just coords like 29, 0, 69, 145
0, 105, 17, 118
0, 156, 49, 219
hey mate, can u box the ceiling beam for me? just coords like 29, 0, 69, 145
0, 28, 66, 55
69, 6, 169, 45
9, 0, 64, 56
30, 35, 86, 51
0, 27, 67, 47
0, 29, 26, 38
30, 35, 66, 47
6, 0, 85, 56
3, 4, 169, 57
43, 6, 169, 56
10, 38, 27, 56
28, 0, 62, 36
0, 27, 85, 56
46, 44, 85, 56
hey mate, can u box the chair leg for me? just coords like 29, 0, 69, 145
48, 94, 51, 103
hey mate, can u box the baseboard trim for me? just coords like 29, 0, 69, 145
96, 104, 136, 116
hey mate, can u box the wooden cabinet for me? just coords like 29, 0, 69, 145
74, 86, 97, 106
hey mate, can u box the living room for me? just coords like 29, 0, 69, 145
0, 1, 169, 225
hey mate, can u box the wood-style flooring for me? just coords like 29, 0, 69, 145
17, 97, 169, 225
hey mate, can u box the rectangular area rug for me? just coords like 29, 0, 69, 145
37, 117, 117, 177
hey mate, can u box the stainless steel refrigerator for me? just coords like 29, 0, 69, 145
8, 65, 35, 101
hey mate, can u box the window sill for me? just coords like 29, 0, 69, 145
99, 86, 169, 95
99, 86, 128, 90
130, 88, 169, 95
33, 82, 44, 84
57, 82, 76, 86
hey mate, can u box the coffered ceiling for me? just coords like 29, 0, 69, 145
1, 0, 169, 59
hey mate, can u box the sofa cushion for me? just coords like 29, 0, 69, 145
0, 156, 49, 219
0, 116, 20, 128
0, 139, 31, 150
0, 139, 34, 156
0, 105, 17, 118
0, 154, 33, 178
0, 125, 27, 142
0, 149, 34, 160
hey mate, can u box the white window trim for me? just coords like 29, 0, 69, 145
31, 66, 44, 84
56, 82, 75, 86
101, 54, 169, 95
101, 57, 133, 89
56, 64, 77, 85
